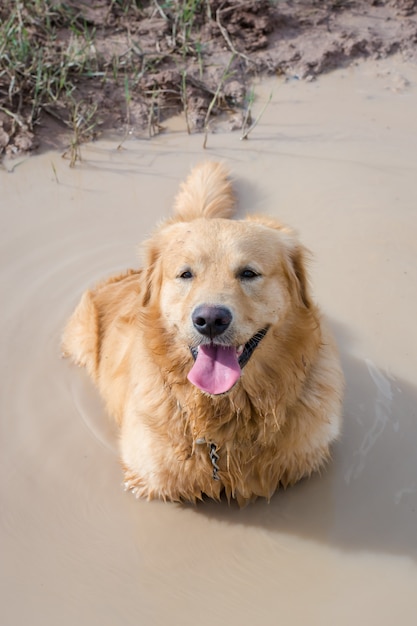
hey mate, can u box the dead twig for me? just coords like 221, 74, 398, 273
180, 70, 191, 134
240, 91, 273, 140
203, 53, 235, 149
215, 7, 252, 65
152, 0, 169, 21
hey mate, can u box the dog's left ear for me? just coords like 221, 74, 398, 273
282, 239, 312, 309
247, 214, 312, 309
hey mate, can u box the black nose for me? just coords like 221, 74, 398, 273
192, 305, 233, 338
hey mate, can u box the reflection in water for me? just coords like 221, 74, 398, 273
1, 57, 417, 626
344, 358, 394, 483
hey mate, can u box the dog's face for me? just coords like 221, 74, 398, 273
143, 217, 311, 395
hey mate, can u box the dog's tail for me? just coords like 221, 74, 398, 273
173, 161, 235, 221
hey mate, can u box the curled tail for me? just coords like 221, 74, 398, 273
173, 161, 236, 221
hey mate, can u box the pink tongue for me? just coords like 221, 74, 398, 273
187, 344, 241, 395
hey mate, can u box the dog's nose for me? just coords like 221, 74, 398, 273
192, 305, 232, 338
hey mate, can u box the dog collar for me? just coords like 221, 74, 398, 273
209, 443, 220, 480
196, 438, 220, 480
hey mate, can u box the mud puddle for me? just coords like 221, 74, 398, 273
1, 57, 417, 626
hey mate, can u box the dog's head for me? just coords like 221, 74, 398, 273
140, 216, 312, 396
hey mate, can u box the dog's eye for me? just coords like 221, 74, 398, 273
178, 270, 193, 280
239, 268, 260, 280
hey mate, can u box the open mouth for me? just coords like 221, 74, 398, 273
188, 328, 268, 395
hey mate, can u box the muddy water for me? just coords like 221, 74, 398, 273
2, 57, 417, 625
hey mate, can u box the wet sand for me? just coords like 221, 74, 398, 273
1, 57, 417, 625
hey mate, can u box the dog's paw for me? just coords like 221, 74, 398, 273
123, 472, 145, 499
122, 467, 208, 504
122, 470, 166, 501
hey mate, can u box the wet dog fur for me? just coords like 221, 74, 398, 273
62, 162, 343, 506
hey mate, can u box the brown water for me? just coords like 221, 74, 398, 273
2, 57, 417, 625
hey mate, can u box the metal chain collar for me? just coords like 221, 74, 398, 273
209, 443, 220, 481
195, 438, 220, 481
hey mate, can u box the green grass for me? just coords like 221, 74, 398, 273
0, 0, 259, 162
0, 2, 94, 120
154, 0, 210, 53
0, 1, 209, 142
0, 1, 103, 162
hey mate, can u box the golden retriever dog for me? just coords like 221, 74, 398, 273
62, 162, 343, 506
